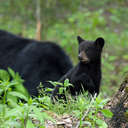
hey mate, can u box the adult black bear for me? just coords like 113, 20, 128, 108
0, 30, 73, 96
52, 36, 105, 100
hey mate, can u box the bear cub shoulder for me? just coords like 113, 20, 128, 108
52, 36, 105, 100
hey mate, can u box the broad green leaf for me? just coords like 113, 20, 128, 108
96, 119, 108, 128
6, 107, 21, 117
8, 91, 28, 101
7, 98, 18, 107
26, 119, 35, 128
101, 109, 113, 118
0, 69, 10, 81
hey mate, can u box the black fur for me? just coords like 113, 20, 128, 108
0, 30, 73, 96
52, 36, 105, 99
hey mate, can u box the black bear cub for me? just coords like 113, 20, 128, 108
52, 36, 105, 100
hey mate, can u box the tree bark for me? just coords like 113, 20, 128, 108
36, 20, 42, 41
36, 0, 42, 41
103, 76, 128, 128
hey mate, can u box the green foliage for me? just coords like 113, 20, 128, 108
0, 0, 80, 38
49, 79, 113, 127
49, 79, 72, 95
0, 68, 29, 105
0, 69, 113, 127
75, 96, 113, 128
0, 69, 53, 127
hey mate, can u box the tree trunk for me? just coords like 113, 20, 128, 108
36, 20, 42, 41
103, 76, 128, 128
36, 0, 42, 41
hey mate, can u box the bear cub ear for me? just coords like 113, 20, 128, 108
95, 37, 105, 48
77, 36, 84, 44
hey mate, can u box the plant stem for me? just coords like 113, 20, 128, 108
75, 95, 96, 128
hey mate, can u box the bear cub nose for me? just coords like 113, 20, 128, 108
78, 54, 82, 60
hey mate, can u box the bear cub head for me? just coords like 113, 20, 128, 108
77, 36, 104, 64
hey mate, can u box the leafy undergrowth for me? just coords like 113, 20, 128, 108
0, 69, 113, 128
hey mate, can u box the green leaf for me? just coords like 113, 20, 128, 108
45, 88, 53, 92
13, 82, 29, 98
6, 81, 18, 88
101, 109, 113, 118
108, 56, 117, 61
7, 98, 18, 107
28, 98, 33, 105
8, 68, 16, 79
26, 119, 35, 128
96, 119, 108, 128
84, 121, 91, 126
0, 104, 6, 113
0, 69, 10, 81
0, 88, 3, 95
8, 91, 28, 101
48, 81, 63, 87
30, 107, 53, 124
6, 107, 21, 117
59, 87, 64, 94
64, 79, 72, 87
